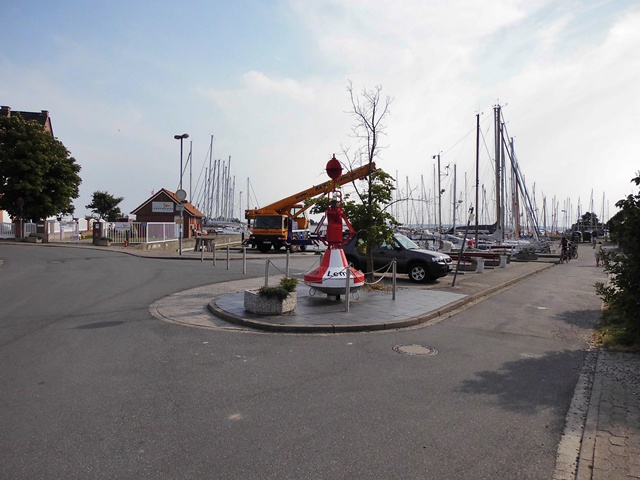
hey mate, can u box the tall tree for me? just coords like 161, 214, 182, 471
0, 114, 81, 221
344, 81, 398, 281
86, 191, 124, 221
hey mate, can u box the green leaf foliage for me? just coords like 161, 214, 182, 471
258, 276, 298, 300
86, 190, 124, 221
348, 168, 399, 252
0, 114, 81, 221
597, 173, 640, 344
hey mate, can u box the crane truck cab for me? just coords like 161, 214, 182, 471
247, 204, 310, 253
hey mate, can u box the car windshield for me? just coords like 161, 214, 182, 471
394, 234, 420, 250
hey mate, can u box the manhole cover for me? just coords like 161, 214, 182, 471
393, 344, 438, 356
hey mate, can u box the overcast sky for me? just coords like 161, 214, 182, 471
2, 0, 638, 227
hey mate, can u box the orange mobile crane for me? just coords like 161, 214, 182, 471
245, 160, 375, 253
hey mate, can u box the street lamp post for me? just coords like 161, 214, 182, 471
174, 133, 189, 190
174, 134, 189, 256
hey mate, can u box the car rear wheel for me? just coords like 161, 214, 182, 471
408, 262, 431, 283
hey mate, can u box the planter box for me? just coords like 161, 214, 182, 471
94, 239, 112, 246
26, 236, 42, 243
244, 290, 296, 315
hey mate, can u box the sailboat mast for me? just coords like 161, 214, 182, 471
494, 105, 502, 239
452, 164, 457, 233
475, 113, 480, 247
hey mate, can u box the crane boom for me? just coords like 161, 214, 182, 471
245, 162, 375, 218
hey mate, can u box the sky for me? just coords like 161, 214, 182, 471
1, 0, 639, 228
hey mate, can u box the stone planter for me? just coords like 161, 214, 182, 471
244, 290, 296, 315
95, 239, 112, 246
26, 236, 42, 243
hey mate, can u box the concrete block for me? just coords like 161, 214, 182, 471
244, 290, 296, 315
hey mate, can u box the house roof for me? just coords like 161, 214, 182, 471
130, 188, 205, 217
0, 106, 53, 136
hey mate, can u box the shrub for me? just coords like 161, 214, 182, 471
258, 277, 298, 301
596, 173, 640, 346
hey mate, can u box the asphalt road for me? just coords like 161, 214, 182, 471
0, 244, 605, 479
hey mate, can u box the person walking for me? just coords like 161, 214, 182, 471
594, 240, 604, 267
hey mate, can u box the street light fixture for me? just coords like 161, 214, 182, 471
174, 133, 189, 190
174, 134, 189, 256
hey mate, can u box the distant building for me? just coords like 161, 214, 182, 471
0, 105, 54, 136
130, 188, 205, 239
0, 106, 54, 223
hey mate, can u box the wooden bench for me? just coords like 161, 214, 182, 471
448, 251, 507, 267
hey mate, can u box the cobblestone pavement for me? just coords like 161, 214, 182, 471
575, 351, 640, 480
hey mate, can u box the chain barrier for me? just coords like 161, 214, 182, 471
360, 260, 395, 285
262, 255, 322, 287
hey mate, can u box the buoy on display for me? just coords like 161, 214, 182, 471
303, 248, 364, 295
303, 155, 365, 297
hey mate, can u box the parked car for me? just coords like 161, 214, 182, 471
342, 233, 453, 283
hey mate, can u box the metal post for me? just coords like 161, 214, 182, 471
452, 206, 474, 288
179, 209, 183, 257
200, 241, 204, 262
242, 247, 247, 274
226, 245, 230, 270
264, 260, 270, 288
438, 153, 442, 243
212, 242, 216, 266
345, 267, 351, 312
392, 259, 397, 300
286, 249, 290, 276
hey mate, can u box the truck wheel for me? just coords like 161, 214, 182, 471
257, 243, 271, 253
289, 235, 299, 253
408, 262, 430, 283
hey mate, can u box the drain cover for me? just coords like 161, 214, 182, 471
393, 344, 438, 356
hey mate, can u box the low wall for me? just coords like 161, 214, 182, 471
131, 234, 243, 252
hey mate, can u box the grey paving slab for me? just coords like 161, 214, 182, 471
213, 286, 466, 332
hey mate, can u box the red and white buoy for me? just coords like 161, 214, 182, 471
303, 155, 365, 296
304, 247, 364, 295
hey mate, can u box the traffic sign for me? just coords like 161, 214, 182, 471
175, 189, 187, 201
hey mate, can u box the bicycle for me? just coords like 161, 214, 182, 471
570, 243, 578, 259
559, 247, 569, 264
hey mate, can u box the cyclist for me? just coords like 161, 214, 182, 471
560, 235, 569, 263
570, 240, 578, 259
